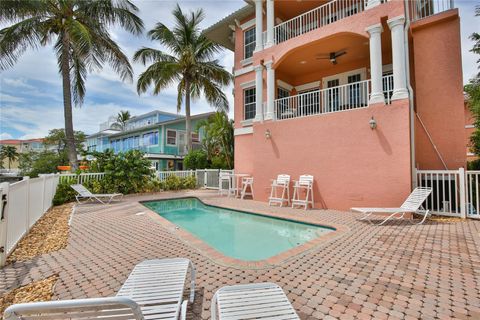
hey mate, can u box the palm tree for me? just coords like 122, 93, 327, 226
0, 146, 19, 170
134, 4, 232, 151
112, 110, 131, 131
0, 0, 144, 171
197, 112, 234, 169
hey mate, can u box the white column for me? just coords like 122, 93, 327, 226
254, 64, 264, 122
366, 23, 385, 105
254, 0, 264, 53
265, 0, 275, 48
366, 0, 381, 9
265, 61, 275, 120
388, 16, 409, 100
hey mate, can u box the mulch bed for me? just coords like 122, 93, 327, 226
0, 275, 58, 316
6, 203, 73, 264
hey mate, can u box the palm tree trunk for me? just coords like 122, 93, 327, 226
60, 33, 78, 171
185, 80, 192, 152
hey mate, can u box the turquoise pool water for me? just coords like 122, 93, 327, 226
143, 198, 334, 261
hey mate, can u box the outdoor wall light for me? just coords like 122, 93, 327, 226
369, 117, 377, 130
265, 129, 272, 139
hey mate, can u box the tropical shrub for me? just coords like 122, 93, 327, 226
93, 150, 154, 194
184, 150, 208, 170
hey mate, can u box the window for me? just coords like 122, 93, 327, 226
143, 132, 158, 146
133, 136, 140, 148
192, 132, 200, 143
244, 88, 256, 120
166, 130, 177, 146
244, 27, 256, 59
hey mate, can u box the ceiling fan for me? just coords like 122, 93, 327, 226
316, 50, 347, 65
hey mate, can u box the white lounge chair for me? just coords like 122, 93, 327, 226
292, 175, 314, 210
4, 258, 196, 320
269, 174, 291, 207
71, 184, 123, 204
211, 282, 299, 320
351, 187, 433, 225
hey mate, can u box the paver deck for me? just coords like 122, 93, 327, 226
1, 190, 480, 319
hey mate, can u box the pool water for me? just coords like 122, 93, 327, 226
143, 198, 334, 261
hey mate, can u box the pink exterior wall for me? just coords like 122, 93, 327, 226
245, 100, 412, 211
229, 2, 465, 210
411, 10, 466, 170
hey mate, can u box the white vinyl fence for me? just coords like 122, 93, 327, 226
415, 168, 480, 219
157, 170, 196, 181
58, 172, 106, 184
157, 169, 234, 190
0, 174, 59, 266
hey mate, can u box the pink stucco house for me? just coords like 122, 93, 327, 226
205, 0, 466, 210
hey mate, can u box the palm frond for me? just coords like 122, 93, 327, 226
133, 47, 177, 65
0, 17, 48, 70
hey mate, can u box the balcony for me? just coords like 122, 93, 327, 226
409, 0, 455, 22
274, 75, 393, 121
262, 0, 382, 47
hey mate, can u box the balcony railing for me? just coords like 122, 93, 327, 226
410, 0, 455, 22
264, 0, 367, 46
274, 75, 394, 121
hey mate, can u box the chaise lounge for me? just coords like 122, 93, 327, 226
71, 184, 123, 204
211, 282, 299, 320
351, 187, 433, 225
4, 258, 196, 320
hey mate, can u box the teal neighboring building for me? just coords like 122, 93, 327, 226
86, 110, 213, 171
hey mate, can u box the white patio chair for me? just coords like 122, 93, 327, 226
211, 282, 299, 320
71, 184, 123, 204
269, 174, 291, 207
292, 175, 314, 210
218, 171, 234, 197
351, 187, 433, 225
240, 177, 254, 199
4, 258, 196, 320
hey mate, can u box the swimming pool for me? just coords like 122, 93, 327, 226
143, 198, 334, 261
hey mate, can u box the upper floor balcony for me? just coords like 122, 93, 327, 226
254, 0, 454, 52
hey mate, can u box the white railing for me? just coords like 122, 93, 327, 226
410, 0, 455, 22
416, 169, 465, 217
274, 76, 395, 121
58, 173, 106, 184
0, 169, 21, 175
266, 0, 367, 45
415, 168, 480, 219
383, 74, 394, 105
158, 169, 234, 190
0, 174, 59, 266
157, 170, 196, 181
466, 171, 480, 218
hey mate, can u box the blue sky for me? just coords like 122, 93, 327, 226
0, 0, 478, 139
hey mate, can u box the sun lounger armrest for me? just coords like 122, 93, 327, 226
180, 300, 188, 320
4, 297, 144, 320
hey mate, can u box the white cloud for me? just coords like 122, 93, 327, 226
0, 93, 24, 103
0, 133, 13, 140
2, 78, 35, 89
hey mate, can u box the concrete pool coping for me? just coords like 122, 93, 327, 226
140, 196, 350, 269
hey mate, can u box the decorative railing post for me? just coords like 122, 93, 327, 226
459, 167, 466, 219
0, 182, 10, 267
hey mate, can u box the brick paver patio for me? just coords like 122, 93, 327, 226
1, 190, 480, 319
